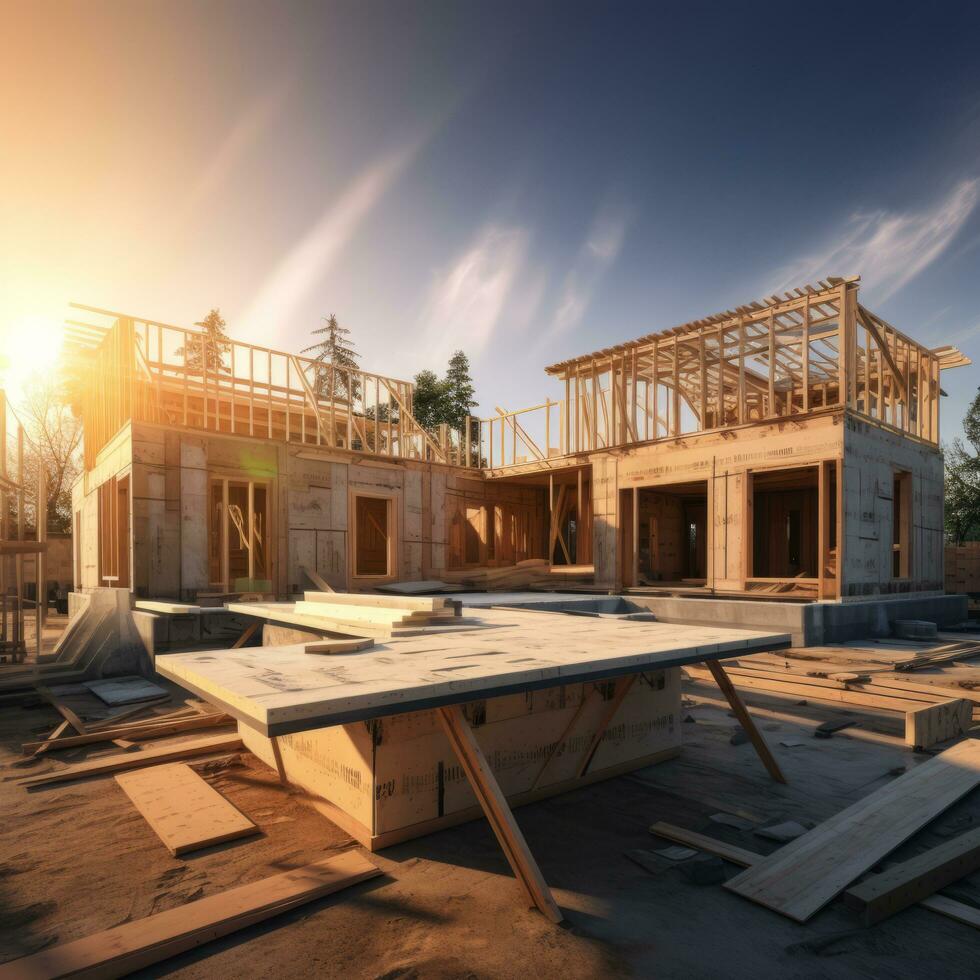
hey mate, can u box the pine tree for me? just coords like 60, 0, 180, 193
441, 350, 477, 431
303, 314, 361, 400
411, 369, 445, 430
176, 308, 231, 373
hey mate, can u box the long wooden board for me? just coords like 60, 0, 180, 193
649, 821, 980, 930
843, 826, 980, 924
19, 734, 243, 789
116, 763, 258, 856
723, 739, 980, 921
0, 850, 380, 979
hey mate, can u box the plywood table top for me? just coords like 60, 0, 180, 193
156, 607, 790, 736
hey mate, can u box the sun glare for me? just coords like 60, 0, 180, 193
0, 316, 66, 403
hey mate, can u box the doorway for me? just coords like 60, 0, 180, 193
208, 477, 270, 592
353, 493, 394, 578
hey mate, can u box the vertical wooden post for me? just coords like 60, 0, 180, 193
818, 461, 828, 599
671, 342, 680, 437
699, 331, 707, 430
766, 313, 775, 417
839, 283, 852, 408
631, 486, 639, 588
802, 295, 810, 413
836, 458, 844, 599
738, 316, 746, 424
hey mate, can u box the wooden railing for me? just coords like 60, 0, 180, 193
74, 307, 468, 469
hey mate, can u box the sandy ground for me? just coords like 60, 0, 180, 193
1, 671, 979, 980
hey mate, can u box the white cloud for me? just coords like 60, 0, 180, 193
767, 179, 979, 302
419, 225, 530, 358
177, 76, 293, 225
550, 202, 632, 336
238, 138, 422, 339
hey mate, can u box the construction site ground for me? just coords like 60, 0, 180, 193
2, 638, 980, 980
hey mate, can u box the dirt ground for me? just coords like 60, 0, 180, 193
1, 667, 979, 980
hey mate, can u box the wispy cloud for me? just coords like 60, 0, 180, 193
419, 225, 530, 358
767, 179, 979, 302
549, 201, 632, 336
176, 76, 293, 226
238, 137, 424, 339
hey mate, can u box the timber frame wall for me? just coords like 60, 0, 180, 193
68, 275, 967, 601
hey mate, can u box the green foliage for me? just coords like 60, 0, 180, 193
442, 350, 477, 431
945, 387, 980, 543
411, 369, 443, 430
303, 314, 360, 400
176, 308, 231, 373
411, 352, 478, 434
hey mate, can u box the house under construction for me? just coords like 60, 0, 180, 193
66, 275, 969, 635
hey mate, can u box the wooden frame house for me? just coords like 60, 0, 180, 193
68, 275, 968, 603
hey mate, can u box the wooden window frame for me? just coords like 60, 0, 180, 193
892, 470, 912, 580
207, 473, 273, 592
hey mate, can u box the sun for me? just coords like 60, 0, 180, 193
0, 315, 66, 404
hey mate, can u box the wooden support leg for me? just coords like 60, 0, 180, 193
704, 660, 786, 784
437, 704, 563, 924
270, 735, 288, 785
232, 621, 261, 649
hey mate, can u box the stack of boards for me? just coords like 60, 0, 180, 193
293, 592, 463, 639
438, 558, 593, 591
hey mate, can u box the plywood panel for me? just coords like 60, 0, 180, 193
116, 763, 258, 855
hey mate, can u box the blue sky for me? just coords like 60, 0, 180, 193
2, 1, 980, 440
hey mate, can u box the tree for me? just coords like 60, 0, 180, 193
176, 308, 231, 374
944, 388, 980, 543
18, 376, 83, 533
411, 369, 445, 430
441, 350, 477, 431
303, 314, 360, 400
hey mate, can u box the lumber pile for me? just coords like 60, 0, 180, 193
438, 558, 593, 591
894, 637, 980, 671
684, 661, 979, 749
293, 592, 462, 639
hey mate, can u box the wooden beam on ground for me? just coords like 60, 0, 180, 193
905, 698, 972, 750
21, 711, 232, 754
649, 821, 980, 930
843, 826, 980, 925
116, 763, 258, 856
724, 739, 980, 922
0, 850, 380, 979
19, 733, 244, 788
437, 703, 563, 924
703, 661, 786, 784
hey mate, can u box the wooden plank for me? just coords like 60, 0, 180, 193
843, 827, 980, 925
21, 712, 232, 754
19, 733, 244, 788
301, 564, 334, 593
303, 592, 448, 613
649, 821, 762, 867
904, 699, 972, 750
304, 638, 375, 656
650, 820, 980, 931
704, 661, 785, 783
116, 763, 258, 856
437, 704, 563, 923
0, 849, 380, 979
724, 739, 980, 922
